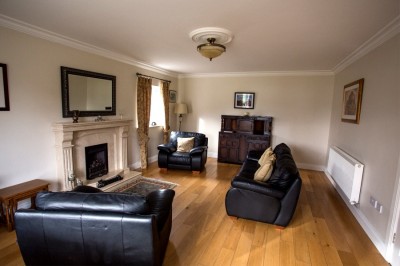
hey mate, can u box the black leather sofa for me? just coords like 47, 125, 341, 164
15, 188, 175, 266
225, 143, 302, 227
157, 131, 208, 173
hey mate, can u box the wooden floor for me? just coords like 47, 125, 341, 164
0, 158, 388, 265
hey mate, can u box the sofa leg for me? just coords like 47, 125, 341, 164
192, 171, 200, 174
160, 168, 168, 173
275, 225, 285, 230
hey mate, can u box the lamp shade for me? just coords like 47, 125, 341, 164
197, 38, 226, 61
174, 103, 188, 115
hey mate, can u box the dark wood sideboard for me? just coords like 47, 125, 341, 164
218, 115, 273, 164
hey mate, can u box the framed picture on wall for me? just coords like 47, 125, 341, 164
169, 90, 176, 103
0, 63, 10, 111
341, 78, 364, 124
234, 92, 255, 109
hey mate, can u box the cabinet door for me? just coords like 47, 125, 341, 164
248, 136, 270, 152
239, 135, 271, 162
218, 133, 240, 163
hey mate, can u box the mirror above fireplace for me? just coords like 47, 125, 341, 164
61, 66, 116, 118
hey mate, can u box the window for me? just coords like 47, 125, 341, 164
149, 85, 165, 127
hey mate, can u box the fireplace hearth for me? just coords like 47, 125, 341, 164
85, 143, 108, 180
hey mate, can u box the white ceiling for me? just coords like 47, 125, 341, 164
0, 0, 399, 76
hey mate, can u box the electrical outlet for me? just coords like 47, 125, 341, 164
376, 202, 383, 214
370, 196, 376, 207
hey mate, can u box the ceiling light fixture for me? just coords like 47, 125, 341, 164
189, 27, 233, 61
197, 38, 225, 61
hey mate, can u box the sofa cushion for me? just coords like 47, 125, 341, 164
267, 153, 299, 190
273, 143, 291, 156
36, 191, 149, 214
236, 159, 259, 179
177, 137, 194, 152
168, 152, 191, 164
170, 131, 207, 148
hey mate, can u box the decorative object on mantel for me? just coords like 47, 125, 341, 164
234, 92, 255, 109
72, 110, 79, 123
174, 103, 188, 131
0, 63, 10, 111
341, 78, 364, 124
95, 115, 105, 122
189, 27, 233, 61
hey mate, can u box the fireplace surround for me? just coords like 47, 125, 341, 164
52, 119, 132, 191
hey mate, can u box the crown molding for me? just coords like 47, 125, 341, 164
1, 14, 398, 78
0, 15, 178, 78
178, 70, 334, 79
333, 15, 400, 74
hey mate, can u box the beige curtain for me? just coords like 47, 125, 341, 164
161, 81, 170, 144
137, 76, 152, 169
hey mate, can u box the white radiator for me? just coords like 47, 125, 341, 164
327, 146, 364, 205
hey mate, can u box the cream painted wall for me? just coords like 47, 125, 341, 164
178, 75, 334, 169
329, 33, 400, 248
0, 26, 177, 190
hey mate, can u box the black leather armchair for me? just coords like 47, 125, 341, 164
15, 188, 175, 266
158, 131, 208, 173
225, 143, 302, 227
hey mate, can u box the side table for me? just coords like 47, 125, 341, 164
0, 179, 49, 231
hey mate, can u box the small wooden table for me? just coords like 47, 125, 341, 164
0, 179, 49, 231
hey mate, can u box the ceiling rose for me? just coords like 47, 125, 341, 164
189, 27, 233, 61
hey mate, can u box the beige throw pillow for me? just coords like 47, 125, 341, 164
254, 161, 274, 182
258, 147, 275, 165
254, 147, 276, 182
177, 137, 194, 152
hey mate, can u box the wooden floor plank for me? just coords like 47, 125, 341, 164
0, 158, 389, 266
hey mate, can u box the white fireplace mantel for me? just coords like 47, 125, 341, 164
52, 119, 132, 191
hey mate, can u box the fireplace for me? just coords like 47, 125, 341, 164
85, 143, 108, 180
53, 119, 132, 191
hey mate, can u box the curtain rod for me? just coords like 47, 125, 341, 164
136, 73, 171, 83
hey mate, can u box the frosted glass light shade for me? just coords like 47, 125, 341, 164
197, 38, 226, 61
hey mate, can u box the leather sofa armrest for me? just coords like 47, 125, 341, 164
157, 144, 176, 154
189, 146, 207, 155
231, 177, 285, 199
146, 189, 175, 230
146, 189, 175, 214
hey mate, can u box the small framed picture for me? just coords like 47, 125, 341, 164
234, 92, 255, 109
169, 90, 176, 103
341, 79, 364, 124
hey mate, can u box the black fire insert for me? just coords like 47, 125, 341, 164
85, 143, 108, 180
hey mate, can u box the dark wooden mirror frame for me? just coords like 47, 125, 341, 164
0, 63, 10, 111
61, 66, 116, 118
